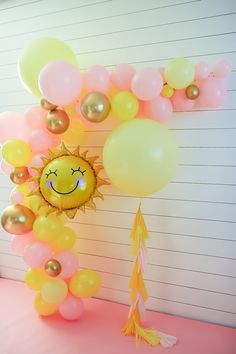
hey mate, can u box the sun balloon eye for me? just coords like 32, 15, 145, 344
71, 167, 86, 176
46, 169, 58, 178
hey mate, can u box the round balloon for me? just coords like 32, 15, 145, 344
165, 58, 195, 89
103, 119, 178, 196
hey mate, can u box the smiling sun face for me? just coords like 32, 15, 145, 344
30, 144, 108, 219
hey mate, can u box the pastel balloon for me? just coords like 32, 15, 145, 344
23, 242, 52, 268
103, 118, 178, 196
0, 159, 13, 176
84, 65, 110, 93
69, 269, 101, 298
55, 251, 79, 279
34, 292, 57, 316
213, 60, 232, 77
29, 130, 52, 153
28, 154, 44, 177
59, 294, 84, 320
131, 68, 163, 100
11, 232, 34, 255
25, 268, 49, 290
41, 278, 68, 304
195, 61, 210, 80
18, 37, 78, 97
39, 60, 82, 105
198, 77, 227, 108
2, 139, 32, 167
0, 112, 31, 145
1, 204, 36, 235
53, 226, 76, 251
111, 91, 139, 121
33, 215, 63, 243
171, 89, 196, 111
11, 191, 24, 204
165, 58, 195, 89
144, 96, 173, 122
110, 64, 135, 90
25, 106, 47, 129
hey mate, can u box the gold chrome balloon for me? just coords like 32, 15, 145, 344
80, 92, 110, 123
1, 204, 36, 235
10, 166, 30, 184
185, 84, 200, 100
45, 259, 62, 277
40, 98, 57, 111
46, 109, 70, 134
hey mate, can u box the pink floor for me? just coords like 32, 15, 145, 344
0, 278, 236, 354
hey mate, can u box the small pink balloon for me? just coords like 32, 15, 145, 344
28, 154, 44, 176
11, 191, 24, 204
213, 60, 232, 78
39, 60, 82, 105
29, 130, 52, 153
59, 294, 84, 320
23, 242, 51, 268
0, 159, 14, 176
110, 64, 135, 90
131, 68, 163, 101
0, 112, 31, 145
84, 65, 110, 93
55, 251, 79, 279
11, 232, 35, 255
25, 106, 47, 130
195, 62, 210, 80
171, 89, 196, 111
144, 96, 173, 122
198, 77, 227, 108
28, 181, 38, 190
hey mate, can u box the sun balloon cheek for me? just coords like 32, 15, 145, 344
76, 177, 86, 191
46, 179, 54, 189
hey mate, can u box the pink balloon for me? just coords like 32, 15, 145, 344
59, 294, 84, 320
0, 112, 31, 145
144, 96, 173, 122
25, 106, 47, 130
171, 89, 196, 111
131, 68, 163, 101
0, 159, 13, 176
39, 60, 82, 105
11, 191, 24, 204
29, 130, 52, 153
213, 60, 232, 78
27, 181, 38, 190
11, 232, 35, 255
84, 65, 110, 93
23, 242, 51, 268
110, 64, 135, 90
55, 251, 79, 279
195, 62, 210, 80
198, 77, 227, 108
28, 154, 44, 176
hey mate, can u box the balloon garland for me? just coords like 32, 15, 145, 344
0, 37, 231, 346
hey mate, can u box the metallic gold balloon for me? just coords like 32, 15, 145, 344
80, 92, 111, 123
40, 98, 57, 111
46, 109, 70, 134
45, 259, 61, 277
10, 166, 30, 184
185, 84, 200, 100
161, 84, 174, 98
1, 204, 36, 235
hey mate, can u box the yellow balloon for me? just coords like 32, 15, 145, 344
161, 84, 174, 98
111, 91, 139, 121
25, 268, 49, 290
2, 139, 32, 167
164, 58, 195, 89
52, 226, 76, 251
61, 119, 85, 145
41, 278, 68, 304
18, 37, 78, 97
33, 215, 63, 243
34, 292, 57, 316
103, 118, 178, 196
69, 270, 101, 298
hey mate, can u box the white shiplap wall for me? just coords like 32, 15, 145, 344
0, 0, 236, 328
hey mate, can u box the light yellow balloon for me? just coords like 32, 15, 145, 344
25, 268, 49, 290
103, 118, 178, 196
52, 226, 76, 251
61, 119, 85, 145
164, 58, 195, 89
33, 215, 63, 243
111, 91, 139, 121
18, 37, 78, 97
2, 139, 32, 167
69, 270, 101, 298
41, 278, 68, 304
34, 292, 57, 316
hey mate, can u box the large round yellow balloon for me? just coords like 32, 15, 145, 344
164, 58, 195, 89
2, 139, 32, 167
52, 226, 76, 251
25, 268, 49, 290
41, 278, 68, 304
103, 118, 178, 196
34, 292, 57, 316
18, 37, 78, 97
69, 270, 101, 298
111, 91, 139, 121
33, 215, 64, 243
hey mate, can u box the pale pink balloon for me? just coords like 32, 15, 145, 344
144, 96, 173, 122
0, 112, 31, 145
213, 60, 232, 78
39, 60, 82, 105
11, 232, 35, 255
131, 68, 163, 101
84, 65, 110, 93
110, 64, 135, 90
29, 130, 52, 153
198, 77, 227, 108
59, 294, 84, 320
28, 154, 44, 176
27, 181, 38, 190
0, 159, 14, 176
171, 89, 196, 111
25, 106, 47, 129
23, 242, 51, 268
11, 191, 24, 204
55, 251, 79, 279
195, 62, 210, 80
